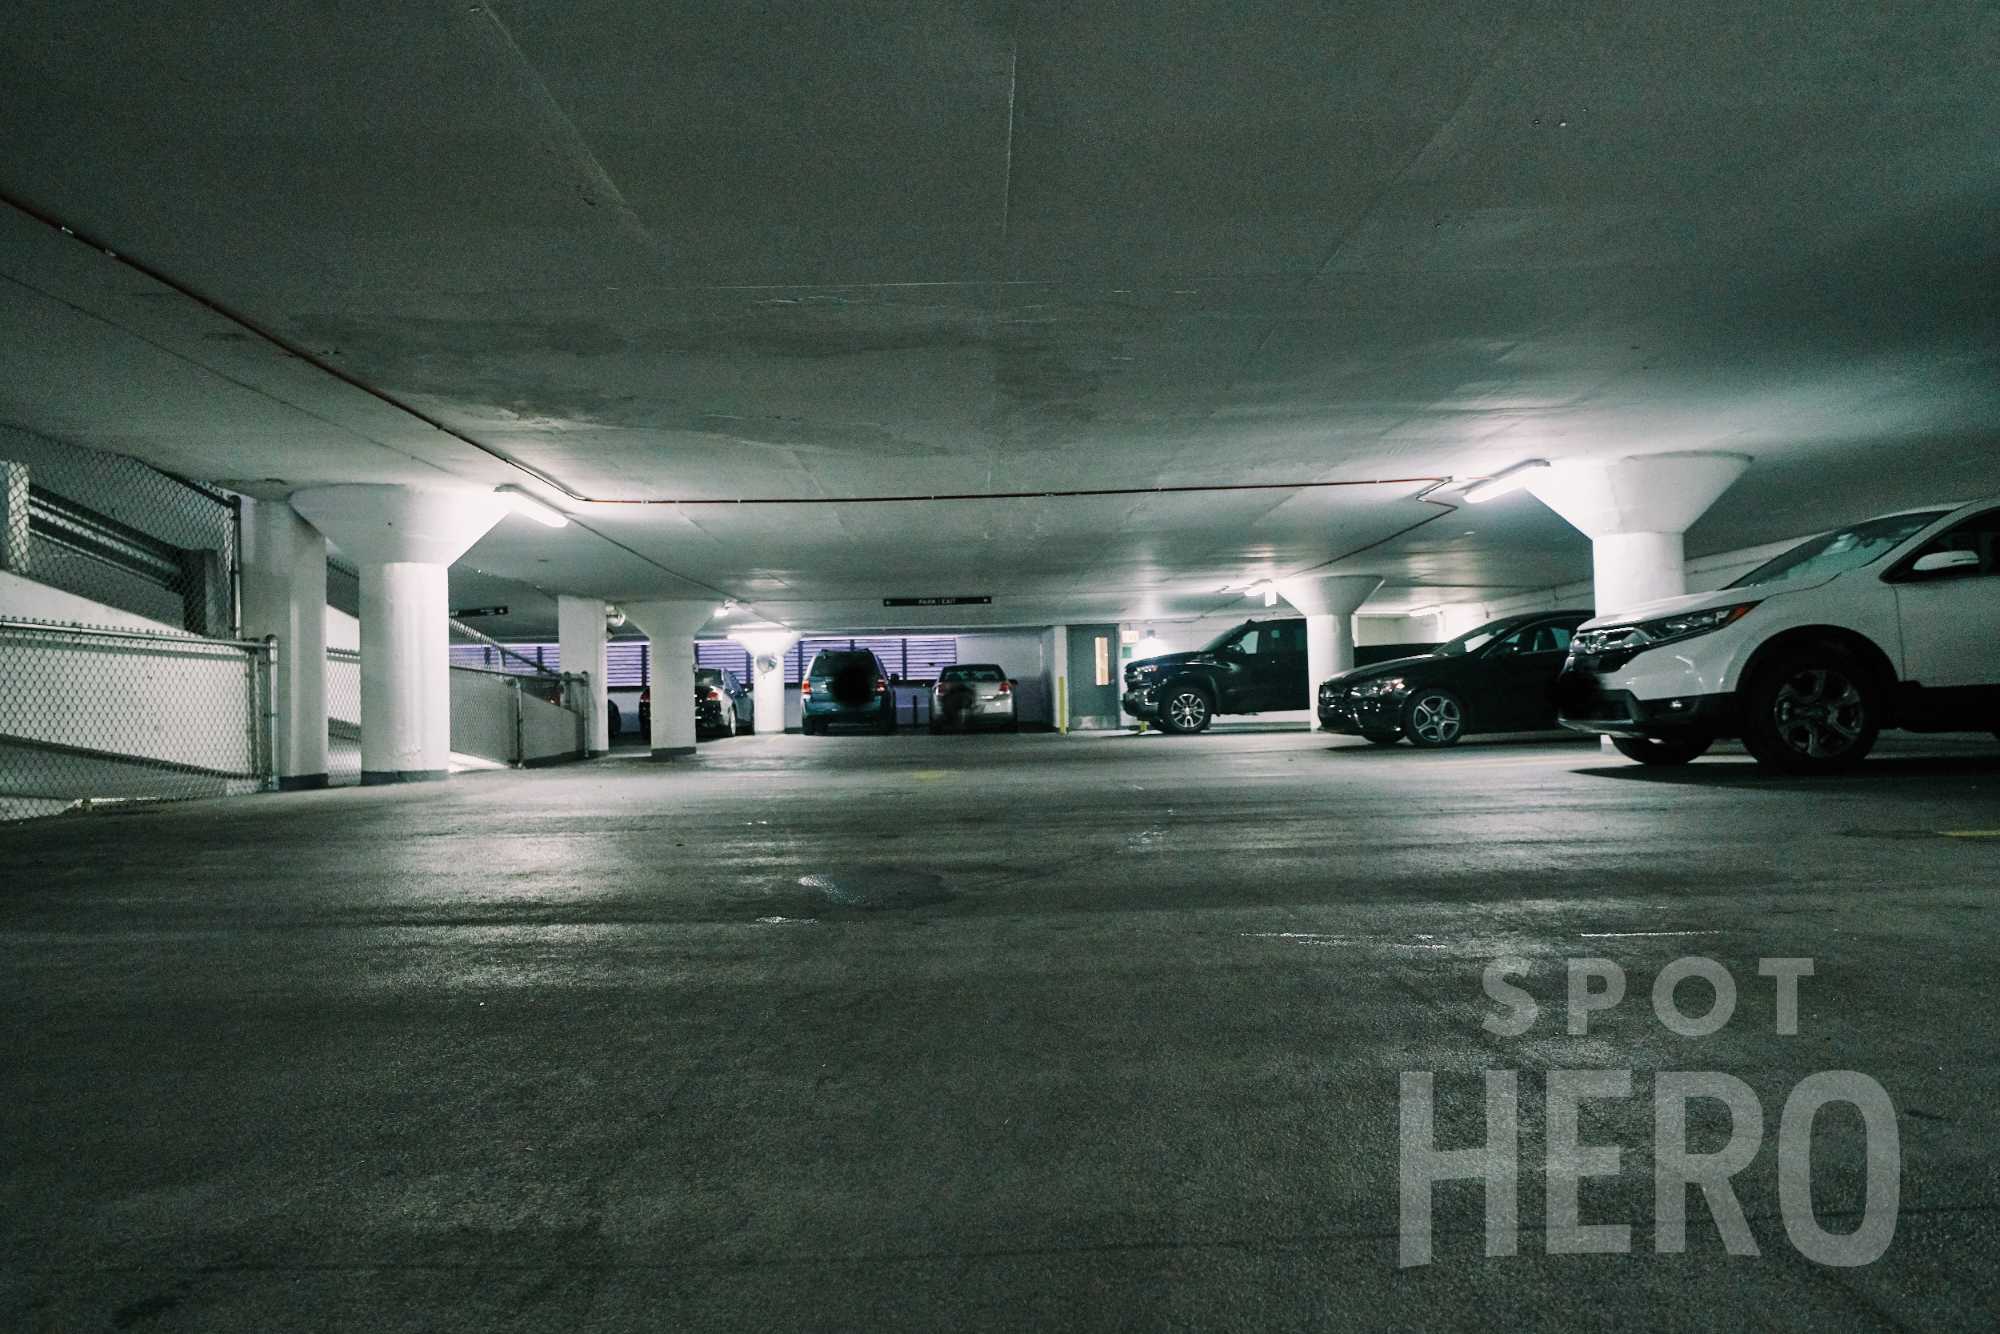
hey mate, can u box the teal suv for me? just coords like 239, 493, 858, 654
800, 648, 896, 735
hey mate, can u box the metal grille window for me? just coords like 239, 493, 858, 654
695, 641, 752, 678
606, 641, 648, 687
1, 428, 239, 637
788, 636, 958, 683
1, 617, 274, 822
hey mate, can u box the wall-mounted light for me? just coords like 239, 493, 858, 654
1460, 459, 1550, 505
499, 485, 569, 528
713, 598, 737, 618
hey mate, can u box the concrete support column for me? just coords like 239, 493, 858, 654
557, 595, 612, 755
1278, 574, 1384, 698
625, 599, 713, 758
1525, 452, 1751, 614
357, 562, 451, 782
731, 630, 794, 734
240, 498, 329, 789
289, 485, 509, 784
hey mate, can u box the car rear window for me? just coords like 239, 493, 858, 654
694, 668, 724, 685
941, 666, 1005, 683
807, 651, 875, 677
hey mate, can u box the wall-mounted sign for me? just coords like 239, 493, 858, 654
882, 595, 991, 607
452, 605, 508, 618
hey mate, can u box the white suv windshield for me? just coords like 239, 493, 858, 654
1727, 511, 1947, 589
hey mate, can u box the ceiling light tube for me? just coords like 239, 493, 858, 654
1461, 459, 1550, 504
500, 486, 569, 528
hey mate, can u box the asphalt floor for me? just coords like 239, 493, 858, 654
3, 727, 1997, 1331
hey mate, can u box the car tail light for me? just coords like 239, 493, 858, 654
705, 687, 722, 701
874, 677, 887, 694
800, 680, 813, 697
997, 680, 1012, 694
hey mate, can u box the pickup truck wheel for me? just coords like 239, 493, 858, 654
1159, 685, 1214, 735
1741, 646, 1880, 773
1611, 734, 1713, 766
1403, 689, 1466, 748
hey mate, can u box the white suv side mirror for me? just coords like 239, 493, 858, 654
1911, 549, 1981, 575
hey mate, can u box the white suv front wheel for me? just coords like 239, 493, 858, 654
1742, 646, 1881, 773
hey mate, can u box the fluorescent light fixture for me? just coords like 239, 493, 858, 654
1460, 459, 1550, 505
713, 600, 736, 618
499, 486, 569, 528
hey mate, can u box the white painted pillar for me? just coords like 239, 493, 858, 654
625, 599, 713, 759
240, 497, 329, 789
1278, 574, 1384, 702
1525, 453, 1751, 615
289, 485, 510, 784
358, 562, 451, 781
732, 630, 794, 734
557, 595, 612, 755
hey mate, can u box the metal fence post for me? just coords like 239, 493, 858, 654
262, 634, 280, 791
511, 677, 525, 767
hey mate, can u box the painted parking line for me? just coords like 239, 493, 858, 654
1579, 930, 1722, 939
1939, 830, 2000, 839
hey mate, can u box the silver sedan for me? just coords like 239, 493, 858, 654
929, 664, 1019, 732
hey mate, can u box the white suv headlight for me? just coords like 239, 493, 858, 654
1572, 602, 1760, 657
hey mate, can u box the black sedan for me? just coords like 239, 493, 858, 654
1317, 611, 1592, 748
695, 666, 753, 739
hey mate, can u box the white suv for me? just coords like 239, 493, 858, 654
1556, 498, 2000, 772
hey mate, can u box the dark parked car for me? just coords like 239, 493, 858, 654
1122, 618, 1308, 734
1316, 611, 1592, 747
695, 667, 753, 739
801, 648, 895, 735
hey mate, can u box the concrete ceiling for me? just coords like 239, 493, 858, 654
3, 1, 1996, 631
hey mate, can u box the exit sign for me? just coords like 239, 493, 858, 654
883, 595, 991, 607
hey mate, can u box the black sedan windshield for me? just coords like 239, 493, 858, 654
1434, 618, 1518, 657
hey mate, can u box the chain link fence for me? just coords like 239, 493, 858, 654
0, 427, 238, 636
327, 646, 362, 786
0, 617, 274, 822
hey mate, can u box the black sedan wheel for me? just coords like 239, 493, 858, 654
1742, 647, 1879, 773
1611, 734, 1713, 767
1158, 686, 1214, 735
1403, 689, 1467, 748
